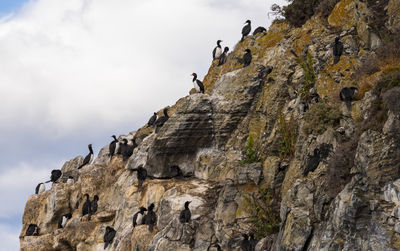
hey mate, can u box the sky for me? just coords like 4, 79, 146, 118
0, 0, 286, 250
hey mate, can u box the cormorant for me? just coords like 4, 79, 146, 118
249, 233, 258, 250
147, 112, 158, 127
109, 135, 118, 160
142, 203, 157, 232
91, 195, 99, 214
58, 213, 72, 228
241, 20, 251, 42
240, 234, 251, 251
35, 183, 45, 194
103, 226, 116, 249
253, 26, 266, 35
25, 224, 39, 236
45, 169, 62, 183
239, 49, 252, 67
132, 165, 147, 188
303, 144, 332, 176
82, 193, 91, 220
119, 139, 135, 161
213, 40, 223, 60
218, 47, 229, 66
154, 108, 169, 132
333, 36, 343, 64
179, 201, 191, 223
339, 87, 358, 109
77, 144, 94, 169
191, 73, 205, 94
132, 207, 147, 228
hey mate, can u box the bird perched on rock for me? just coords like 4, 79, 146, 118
303, 144, 332, 176
241, 234, 251, 251
191, 73, 205, 94
179, 201, 192, 223
132, 165, 147, 188
333, 36, 343, 64
241, 20, 251, 42
147, 112, 158, 127
213, 40, 223, 60
91, 195, 99, 214
35, 183, 45, 194
58, 213, 72, 228
238, 49, 252, 67
103, 226, 116, 249
78, 144, 94, 169
133, 207, 147, 228
82, 193, 92, 220
109, 135, 118, 161
154, 108, 169, 132
339, 87, 358, 109
253, 26, 266, 35
25, 224, 39, 236
142, 203, 157, 232
45, 169, 62, 183
218, 47, 229, 66
118, 139, 135, 161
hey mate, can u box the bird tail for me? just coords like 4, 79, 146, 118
333, 56, 340, 64
45, 180, 51, 183
240, 35, 244, 42
77, 164, 84, 169
104, 242, 109, 249
138, 179, 143, 189
346, 100, 352, 110
149, 224, 153, 232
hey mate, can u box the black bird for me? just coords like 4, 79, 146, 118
212, 40, 223, 60
132, 165, 147, 188
25, 224, 39, 236
303, 149, 320, 176
147, 112, 158, 127
218, 47, 229, 66
132, 207, 147, 228
119, 139, 135, 161
103, 226, 116, 249
91, 195, 99, 214
154, 108, 169, 132
109, 135, 118, 160
241, 234, 251, 251
45, 169, 62, 183
170, 165, 183, 178
142, 203, 157, 232
241, 20, 251, 42
333, 36, 343, 64
77, 144, 94, 169
179, 201, 191, 223
82, 193, 92, 220
58, 213, 72, 229
253, 26, 266, 35
35, 183, 45, 194
339, 87, 358, 109
249, 233, 258, 251
238, 49, 252, 67
191, 73, 205, 94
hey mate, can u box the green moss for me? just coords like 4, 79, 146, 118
303, 102, 341, 135
239, 135, 262, 164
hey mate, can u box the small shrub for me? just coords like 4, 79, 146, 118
356, 79, 374, 100
382, 87, 400, 114
315, 0, 339, 18
354, 57, 380, 79
282, 0, 317, 27
244, 188, 281, 238
240, 135, 262, 164
278, 108, 297, 159
303, 102, 342, 135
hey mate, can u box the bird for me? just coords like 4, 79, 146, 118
218, 47, 229, 66
333, 36, 343, 64
132, 165, 147, 188
212, 40, 223, 60
35, 183, 45, 194
103, 226, 116, 249
303, 148, 321, 176
66, 176, 74, 185
147, 112, 158, 127
142, 203, 157, 232
118, 139, 135, 161
179, 201, 192, 223
170, 165, 183, 178
77, 144, 94, 169
339, 87, 358, 109
253, 26, 266, 35
91, 195, 99, 214
58, 213, 72, 228
25, 224, 39, 236
238, 49, 252, 67
45, 169, 62, 183
82, 193, 92, 220
154, 108, 169, 132
191, 73, 205, 94
249, 233, 258, 250
241, 20, 251, 42
109, 135, 118, 161
132, 207, 147, 228
240, 234, 252, 251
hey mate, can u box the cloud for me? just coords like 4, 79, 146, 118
0, 223, 19, 251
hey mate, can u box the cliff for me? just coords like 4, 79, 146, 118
20, 0, 400, 250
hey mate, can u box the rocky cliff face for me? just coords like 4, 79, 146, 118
20, 0, 400, 250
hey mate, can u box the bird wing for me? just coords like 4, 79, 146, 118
212, 47, 217, 59
242, 25, 251, 36
197, 80, 205, 93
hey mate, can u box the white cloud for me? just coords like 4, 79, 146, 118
0, 223, 19, 251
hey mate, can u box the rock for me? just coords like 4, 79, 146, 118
61, 156, 83, 182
